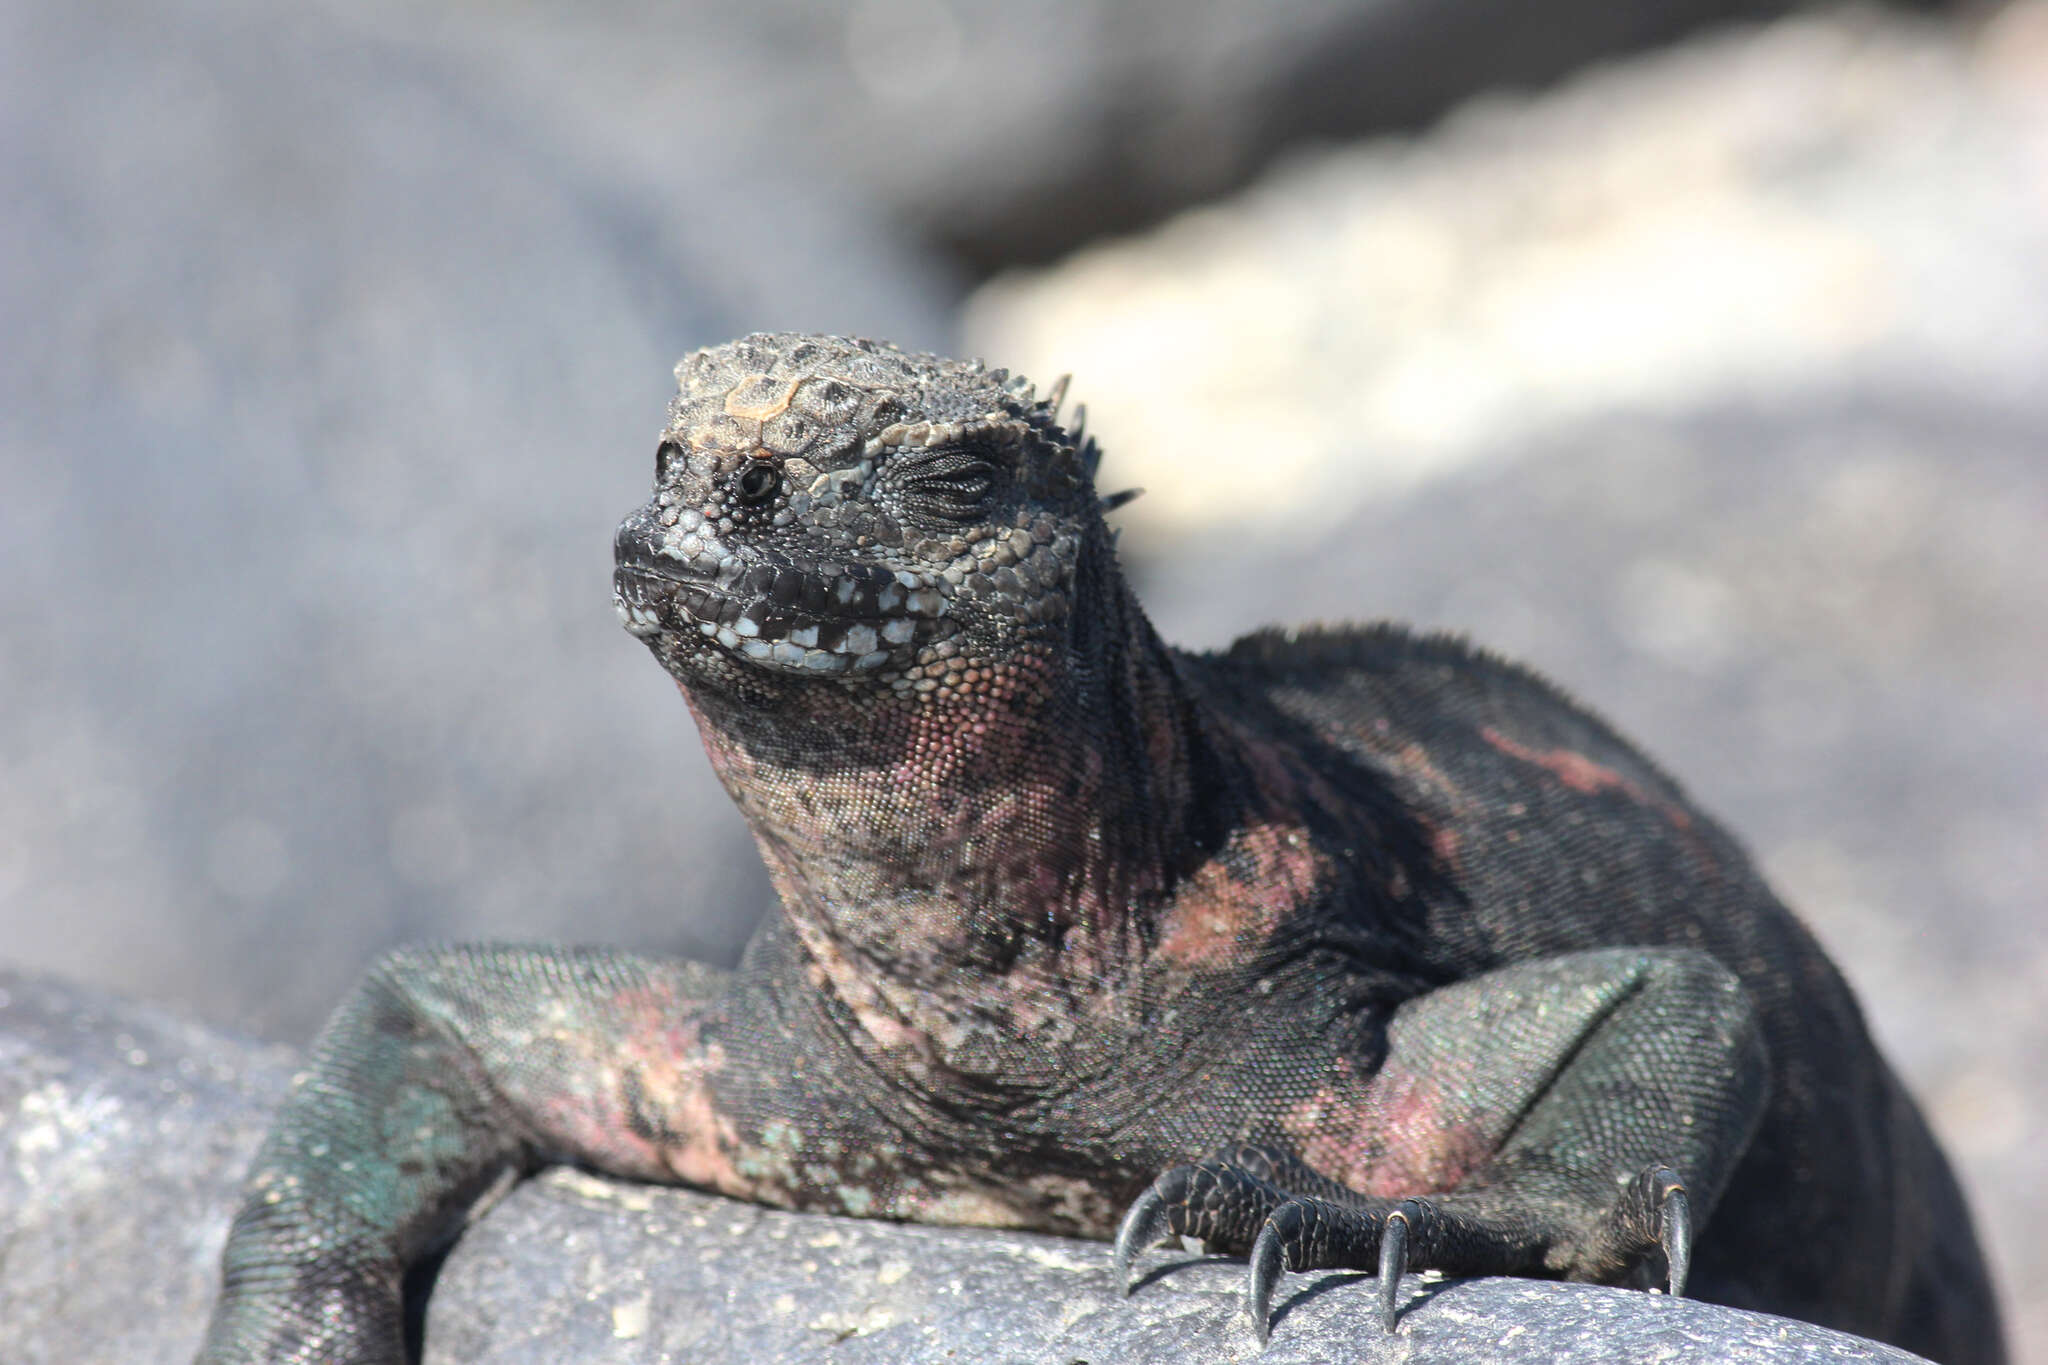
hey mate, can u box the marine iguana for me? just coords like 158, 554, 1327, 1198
198, 333, 2005, 1364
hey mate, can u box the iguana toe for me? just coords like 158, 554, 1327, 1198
1112, 1188, 1171, 1297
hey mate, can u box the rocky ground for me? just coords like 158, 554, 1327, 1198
3, 0, 2042, 1360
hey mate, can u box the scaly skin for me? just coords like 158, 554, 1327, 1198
199, 334, 2005, 1364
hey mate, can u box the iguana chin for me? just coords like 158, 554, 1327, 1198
198, 333, 2005, 1364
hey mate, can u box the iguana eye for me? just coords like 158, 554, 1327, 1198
734, 462, 781, 505
898, 450, 995, 524
656, 439, 686, 482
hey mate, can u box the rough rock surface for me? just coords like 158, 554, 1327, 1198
429, 1171, 1931, 1364
0, 971, 1929, 1364
0, 974, 295, 1365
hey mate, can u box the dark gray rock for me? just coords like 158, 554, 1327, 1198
431, 1171, 1932, 1363
0, 973, 294, 1365
0, 971, 1928, 1364
354, 0, 1851, 275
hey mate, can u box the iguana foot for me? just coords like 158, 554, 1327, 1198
1113, 1155, 1292, 1294
1243, 1163, 1692, 1339
1240, 1195, 1420, 1341
1116, 1142, 1388, 1294
1116, 1151, 1692, 1341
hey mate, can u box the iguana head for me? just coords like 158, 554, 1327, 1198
614, 336, 1242, 1039
613, 333, 1113, 712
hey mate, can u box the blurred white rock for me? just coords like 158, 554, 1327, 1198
966, 3, 2048, 547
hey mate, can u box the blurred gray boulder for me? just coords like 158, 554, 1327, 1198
352, 0, 1863, 274
0, 0, 949, 1040
0, 973, 294, 1365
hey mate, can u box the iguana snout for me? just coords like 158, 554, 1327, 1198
612, 332, 1095, 703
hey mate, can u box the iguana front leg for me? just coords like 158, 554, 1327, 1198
1116, 947, 1770, 1339
198, 944, 750, 1365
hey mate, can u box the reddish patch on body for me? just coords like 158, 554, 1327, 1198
1285, 1055, 1498, 1198
1375, 737, 1469, 813
1481, 726, 1691, 831
1155, 820, 1328, 968
653, 1075, 755, 1197
540, 982, 760, 1200
785, 911, 940, 1061
1426, 820, 1463, 873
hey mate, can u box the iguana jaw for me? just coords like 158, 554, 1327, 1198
611, 544, 934, 680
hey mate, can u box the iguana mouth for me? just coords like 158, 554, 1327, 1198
613, 555, 945, 677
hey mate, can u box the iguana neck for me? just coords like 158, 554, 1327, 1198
679, 553, 1229, 1002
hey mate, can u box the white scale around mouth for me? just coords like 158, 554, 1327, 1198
614, 572, 921, 675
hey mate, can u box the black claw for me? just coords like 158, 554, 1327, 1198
1377, 1207, 1411, 1333
1113, 1188, 1171, 1296
1247, 1219, 1284, 1344
1659, 1180, 1692, 1299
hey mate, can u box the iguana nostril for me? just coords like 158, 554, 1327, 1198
735, 462, 780, 504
